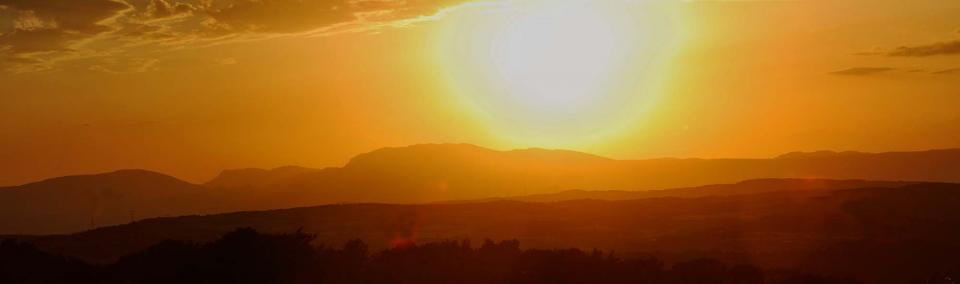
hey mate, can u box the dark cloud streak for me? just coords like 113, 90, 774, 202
830, 67, 894, 76
887, 40, 960, 57
932, 68, 960, 75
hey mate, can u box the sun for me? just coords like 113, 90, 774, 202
486, 0, 625, 114
435, 0, 679, 148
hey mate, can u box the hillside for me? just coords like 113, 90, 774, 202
11, 182, 960, 284
463, 178, 915, 202
198, 144, 960, 208
3, 144, 960, 234
0, 170, 226, 235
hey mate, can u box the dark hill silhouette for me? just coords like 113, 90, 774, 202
0, 170, 228, 235
3, 144, 960, 235
11, 182, 960, 283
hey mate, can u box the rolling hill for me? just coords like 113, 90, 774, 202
194, 144, 960, 209
10, 182, 960, 284
0, 170, 226, 235
458, 178, 916, 203
3, 144, 960, 234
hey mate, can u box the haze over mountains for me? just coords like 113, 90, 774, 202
3, 144, 960, 235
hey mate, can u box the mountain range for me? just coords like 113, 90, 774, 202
2, 144, 960, 235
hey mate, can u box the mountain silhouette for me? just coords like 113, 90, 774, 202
463, 178, 915, 203
0, 170, 225, 235
205, 166, 319, 189
3, 144, 960, 234
214, 144, 960, 208
215, 144, 960, 209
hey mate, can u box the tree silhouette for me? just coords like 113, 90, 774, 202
0, 228, 869, 284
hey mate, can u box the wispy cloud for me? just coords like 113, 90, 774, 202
932, 68, 960, 75
0, 0, 479, 73
830, 67, 894, 76
887, 40, 960, 57
216, 57, 237, 65
88, 57, 159, 73
0, 0, 129, 68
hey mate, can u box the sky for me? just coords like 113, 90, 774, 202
1, 0, 959, 185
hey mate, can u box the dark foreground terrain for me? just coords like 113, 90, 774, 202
6, 182, 960, 283
2, 228, 872, 284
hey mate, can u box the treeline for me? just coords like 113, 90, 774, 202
1, 228, 858, 284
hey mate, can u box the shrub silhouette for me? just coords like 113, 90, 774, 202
1, 228, 863, 283
0, 240, 96, 283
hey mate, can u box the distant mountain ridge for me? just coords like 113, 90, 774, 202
227, 144, 960, 208
1, 169, 191, 192
458, 178, 917, 203
775, 150, 867, 159
205, 166, 318, 189
2, 144, 960, 234
0, 170, 224, 235
773, 148, 960, 159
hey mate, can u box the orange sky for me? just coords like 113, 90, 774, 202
1, 0, 960, 185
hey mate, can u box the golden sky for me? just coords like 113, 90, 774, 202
1, 0, 959, 185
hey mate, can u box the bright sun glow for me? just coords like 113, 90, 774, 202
489, 1, 624, 114
436, 0, 680, 148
